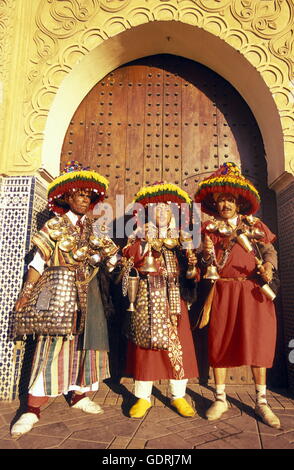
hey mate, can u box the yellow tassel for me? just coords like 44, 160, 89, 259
199, 282, 216, 329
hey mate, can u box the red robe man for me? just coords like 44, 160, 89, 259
195, 162, 280, 428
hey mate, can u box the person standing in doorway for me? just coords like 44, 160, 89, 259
11, 162, 120, 437
195, 162, 280, 428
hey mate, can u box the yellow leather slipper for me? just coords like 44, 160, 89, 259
171, 398, 196, 417
129, 398, 152, 418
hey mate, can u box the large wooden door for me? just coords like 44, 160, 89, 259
61, 54, 280, 384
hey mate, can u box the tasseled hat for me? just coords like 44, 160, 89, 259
194, 162, 260, 216
133, 181, 191, 207
47, 161, 109, 215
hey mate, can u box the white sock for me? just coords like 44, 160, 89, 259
134, 380, 153, 403
169, 379, 188, 400
215, 384, 226, 402
256, 384, 267, 405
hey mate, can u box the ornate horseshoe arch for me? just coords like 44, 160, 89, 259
10, 0, 292, 188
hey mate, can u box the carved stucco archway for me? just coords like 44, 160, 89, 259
7, 0, 292, 190
41, 20, 286, 187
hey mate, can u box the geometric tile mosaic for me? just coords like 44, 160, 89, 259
0, 176, 49, 400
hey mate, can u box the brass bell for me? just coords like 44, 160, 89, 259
204, 265, 220, 280
140, 243, 158, 273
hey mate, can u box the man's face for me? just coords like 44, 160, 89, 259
67, 189, 92, 216
155, 203, 172, 228
216, 193, 239, 220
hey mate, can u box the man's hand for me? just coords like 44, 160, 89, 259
202, 234, 214, 261
14, 268, 41, 312
258, 262, 273, 283
187, 252, 197, 265
14, 295, 29, 312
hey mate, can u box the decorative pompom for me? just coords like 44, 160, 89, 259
47, 167, 109, 215
194, 162, 260, 216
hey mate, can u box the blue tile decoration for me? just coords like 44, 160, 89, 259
0, 176, 48, 400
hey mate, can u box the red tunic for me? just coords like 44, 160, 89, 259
202, 219, 277, 368
123, 240, 199, 381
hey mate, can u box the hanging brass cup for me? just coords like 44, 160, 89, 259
89, 234, 102, 249
59, 235, 76, 252
260, 283, 276, 301
127, 268, 140, 312
88, 252, 102, 266
236, 232, 254, 253
49, 228, 66, 241
72, 246, 88, 261
47, 216, 63, 230
236, 231, 276, 301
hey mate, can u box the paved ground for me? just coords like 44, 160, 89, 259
1, 380, 294, 451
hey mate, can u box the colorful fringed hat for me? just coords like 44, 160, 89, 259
194, 162, 260, 216
133, 181, 191, 207
47, 161, 109, 215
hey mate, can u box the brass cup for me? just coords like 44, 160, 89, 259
260, 283, 276, 301
251, 228, 265, 239
89, 234, 102, 249
47, 216, 63, 230
206, 223, 217, 232
236, 233, 253, 253
59, 236, 76, 252
49, 228, 65, 241
72, 246, 88, 261
127, 269, 139, 312
88, 253, 102, 266
218, 226, 232, 236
